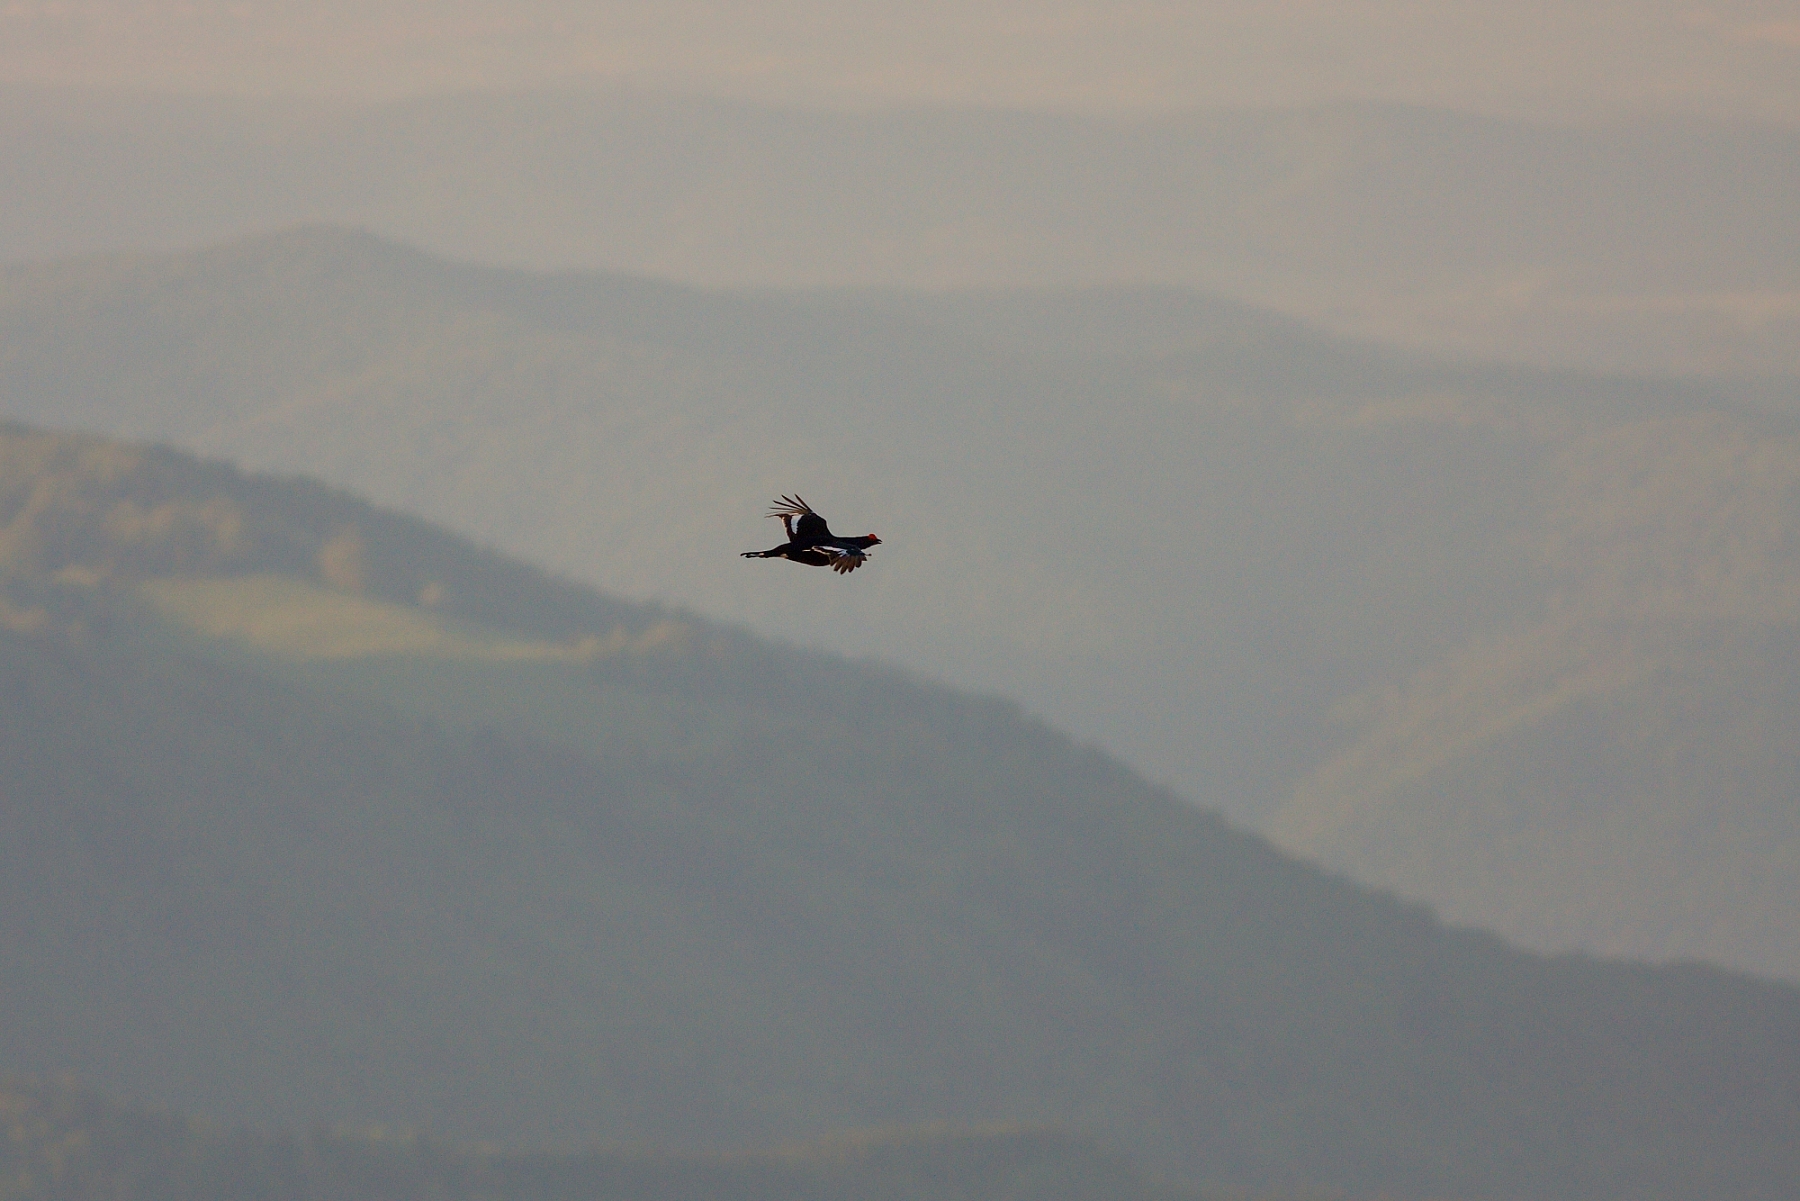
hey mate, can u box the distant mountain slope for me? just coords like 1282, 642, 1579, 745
0, 1078, 1191, 1201
2, 422, 1800, 1201
1269, 408, 1800, 974
5, 230, 1800, 985
2, 87, 1799, 371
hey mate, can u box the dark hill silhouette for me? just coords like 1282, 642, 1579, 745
1, 422, 1797, 1200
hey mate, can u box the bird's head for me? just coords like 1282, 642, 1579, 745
866, 534, 882, 546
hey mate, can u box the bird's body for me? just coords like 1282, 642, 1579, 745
741, 495, 881, 574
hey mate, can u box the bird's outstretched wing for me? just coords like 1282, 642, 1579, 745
767, 494, 811, 521
768, 495, 831, 544
818, 544, 869, 574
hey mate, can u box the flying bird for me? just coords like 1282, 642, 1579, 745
741, 494, 882, 574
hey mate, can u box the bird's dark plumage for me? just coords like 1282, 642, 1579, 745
741, 495, 881, 574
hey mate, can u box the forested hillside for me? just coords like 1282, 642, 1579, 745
2, 422, 1799, 1200
0, 1078, 1189, 1201
3, 230, 1799, 981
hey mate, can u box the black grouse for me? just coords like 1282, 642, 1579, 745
741, 495, 882, 574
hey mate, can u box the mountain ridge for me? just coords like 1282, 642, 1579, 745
6, 229, 1800, 985
4, 85, 1797, 372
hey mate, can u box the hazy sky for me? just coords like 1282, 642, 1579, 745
3, 1, 1797, 119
